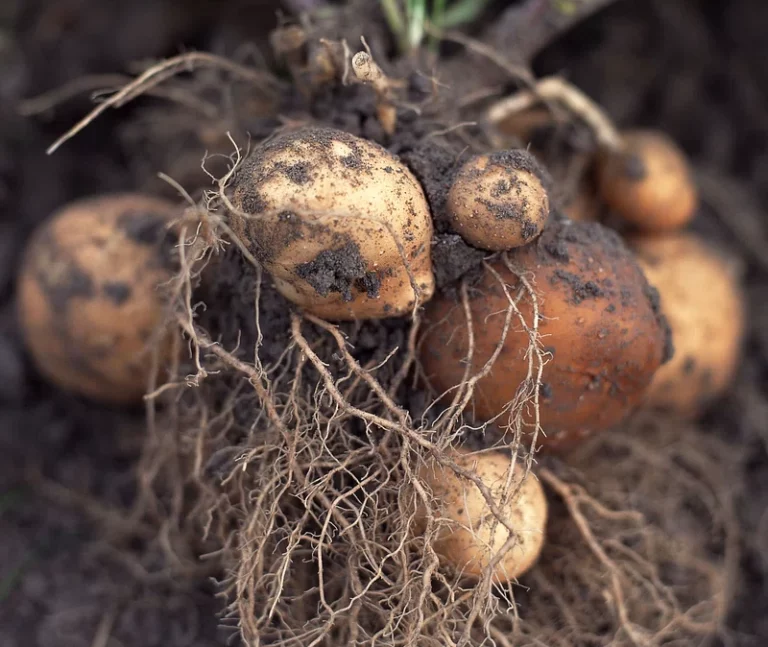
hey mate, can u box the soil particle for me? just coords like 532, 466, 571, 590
296, 241, 379, 301
430, 234, 487, 290
552, 268, 606, 304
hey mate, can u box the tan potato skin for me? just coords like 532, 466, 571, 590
17, 194, 179, 404
230, 127, 434, 320
447, 151, 549, 251
418, 451, 547, 582
420, 221, 669, 452
632, 233, 744, 416
597, 130, 697, 233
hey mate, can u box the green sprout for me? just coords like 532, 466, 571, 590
381, 0, 493, 53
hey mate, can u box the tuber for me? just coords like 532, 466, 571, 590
17, 194, 178, 404
230, 127, 434, 320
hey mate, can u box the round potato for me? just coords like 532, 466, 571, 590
447, 150, 550, 251
17, 194, 179, 404
420, 221, 670, 451
597, 130, 697, 232
417, 450, 547, 583
230, 127, 434, 320
632, 233, 744, 416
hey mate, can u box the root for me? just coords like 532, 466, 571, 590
487, 76, 622, 150
46, 52, 283, 154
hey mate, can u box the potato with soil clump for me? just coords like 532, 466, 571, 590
417, 450, 547, 583
421, 221, 670, 451
447, 150, 550, 251
17, 194, 179, 404
229, 127, 434, 320
597, 130, 697, 232
632, 232, 744, 416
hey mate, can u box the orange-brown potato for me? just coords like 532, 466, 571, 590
17, 194, 179, 404
420, 221, 670, 452
632, 233, 744, 416
596, 130, 697, 232
230, 127, 434, 320
417, 450, 547, 583
446, 150, 550, 251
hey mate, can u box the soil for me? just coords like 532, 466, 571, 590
3, 0, 768, 645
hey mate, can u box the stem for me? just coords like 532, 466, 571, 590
380, 0, 407, 51
439, 0, 492, 29
407, 0, 427, 51
429, 0, 447, 51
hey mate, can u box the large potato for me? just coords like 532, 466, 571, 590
417, 450, 547, 583
632, 233, 744, 415
420, 221, 670, 451
230, 127, 434, 320
17, 194, 179, 404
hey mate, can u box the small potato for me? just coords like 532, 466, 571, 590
17, 194, 179, 404
632, 233, 744, 416
597, 130, 697, 232
447, 150, 550, 251
420, 221, 670, 451
417, 450, 547, 583
230, 127, 434, 320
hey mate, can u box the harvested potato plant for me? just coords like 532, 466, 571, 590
7, 2, 754, 647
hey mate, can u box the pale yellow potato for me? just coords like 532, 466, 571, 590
597, 130, 697, 233
632, 233, 745, 416
230, 127, 434, 320
447, 150, 550, 251
17, 194, 179, 404
417, 450, 547, 583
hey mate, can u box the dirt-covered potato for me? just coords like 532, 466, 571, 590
632, 233, 744, 416
417, 450, 547, 583
229, 127, 434, 320
17, 194, 179, 404
597, 130, 697, 232
447, 150, 550, 252
420, 221, 670, 451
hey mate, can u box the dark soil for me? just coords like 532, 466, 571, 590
4, 0, 768, 645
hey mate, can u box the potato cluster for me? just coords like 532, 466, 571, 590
492, 98, 744, 420
17, 194, 179, 404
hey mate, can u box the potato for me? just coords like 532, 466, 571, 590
420, 221, 670, 451
597, 130, 697, 232
417, 450, 547, 582
632, 233, 744, 416
229, 127, 434, 320
17, 194, 179, 404
447, 150, 550, 251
